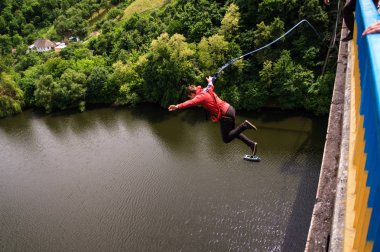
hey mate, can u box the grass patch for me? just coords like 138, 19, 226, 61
88, 7, 109, 25
122, 0, 170, 19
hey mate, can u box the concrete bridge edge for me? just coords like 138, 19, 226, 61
329, 28, 352, 252
305, 24, 350, 252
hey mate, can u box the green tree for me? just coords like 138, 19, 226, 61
106, 8, 122, 20
14, 10, 26, 28
34, 68, 88, 113
143, 33, 200, 107
112, 59, 145, 106
2, 6, 13, 23
12, 33, 23, 47
253, 18, 285, 63
234, 0, 259, 26
86, 66, 114, 104
55, 11, 88, 39
298, 0, 328, 28
18, 76, 36, 107
0, 72, 24, 117
161, 0, 223, 42
257, 0, 296, 24
0, 34, 12, 55
43, 57, 71, 78
101, 20, 118, 34
72, 56, 107, 76
34, 75, 54, 113
305, 74, 334, 115
240, 80, 269, 110
219, 3, 240, 42
15, 52, 41, 71
259, 50, 314, 109
90, 33, 115, 55
53, 69, 86, 111
0, 16, 8, 34
18, 63, 44, 106
197, 34, 243, 85
198, 34, 229, 75
21, 23, 35, 36
54, 15, 72, 38
59, 43, 92, 60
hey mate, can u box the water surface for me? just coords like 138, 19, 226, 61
0, 105, 327, 251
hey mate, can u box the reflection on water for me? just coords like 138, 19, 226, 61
0, 105, 327, 251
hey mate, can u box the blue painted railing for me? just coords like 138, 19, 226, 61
356, 0, 380, 250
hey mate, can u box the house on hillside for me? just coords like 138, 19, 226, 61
29, 39, 56, 52
28, 39, 67, 53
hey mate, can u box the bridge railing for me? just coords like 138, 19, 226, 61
346, 0, 380, 250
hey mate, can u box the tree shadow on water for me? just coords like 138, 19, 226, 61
240, 108, 318, 124
32, 106, 120, 137
128, 103, 208, 126
128, 103, 172, 124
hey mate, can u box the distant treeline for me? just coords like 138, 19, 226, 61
0, 0, 337, 118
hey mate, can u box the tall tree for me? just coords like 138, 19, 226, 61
197, 34, 243, 86
0, 35, 12, 55
143, 33, 200, 107
219, 3, 240, 42
259, 50, 314, 109
54, 69, 86, 111
86, 66, 114, 104
0, 72, 24, 117
34, 75, 54, 113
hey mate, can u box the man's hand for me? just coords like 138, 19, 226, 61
168, 105, 177, 111
206, 76, 213, 84
324, 0, 330, 5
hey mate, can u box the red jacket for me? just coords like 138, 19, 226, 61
177, 85, 230, 122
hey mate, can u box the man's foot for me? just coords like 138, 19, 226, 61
250, 142, 258, 156
244, 120, 257, 131
341, 31, 353, 42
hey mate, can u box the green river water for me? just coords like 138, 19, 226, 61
0, 105, 327, 251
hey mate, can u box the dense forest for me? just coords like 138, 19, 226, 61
0, 0, 338, 118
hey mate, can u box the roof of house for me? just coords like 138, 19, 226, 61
33, 39, 56, 48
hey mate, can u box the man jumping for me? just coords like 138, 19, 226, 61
168, 76, 258, 155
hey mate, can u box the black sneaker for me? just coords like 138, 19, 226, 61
342, 31, 353, 42
244, 120, 257, 131
250, 142, 258, 156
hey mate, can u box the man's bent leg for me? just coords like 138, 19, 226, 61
237, 134, 257, 155
227, 120, 256, 139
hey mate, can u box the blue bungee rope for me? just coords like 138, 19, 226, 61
212, 19, 321, 82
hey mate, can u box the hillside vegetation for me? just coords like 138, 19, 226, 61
122, 0, 169, 19
0, 0, 338, 118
